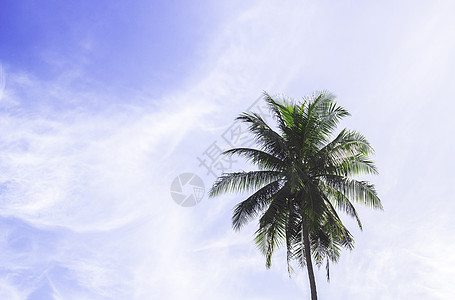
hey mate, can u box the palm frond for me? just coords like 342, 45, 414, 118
333, 153, 378, 176
236, 112, 289, 160
310, 91, 350, 137
255, 205, 287, 268
322, 175, 383, 209
326, 130, 375, 157
223, 147, 285, 171
209, 170, 282, 197
285, 202, 300, 276
262, 92, 295, 132
232, 180, 283, 231
322, 182, 363, 230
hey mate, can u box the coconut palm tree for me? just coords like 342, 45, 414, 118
209, 91, 382, 300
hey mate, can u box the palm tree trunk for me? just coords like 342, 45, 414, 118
302, 224, 317, 300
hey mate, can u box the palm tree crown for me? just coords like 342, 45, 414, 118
209, 91, 382, 300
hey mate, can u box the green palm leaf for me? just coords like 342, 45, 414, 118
209, 91, 381, 300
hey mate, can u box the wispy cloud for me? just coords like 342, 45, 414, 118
0, 2, 320, 298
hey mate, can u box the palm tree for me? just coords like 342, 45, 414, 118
209, 91, 382, 300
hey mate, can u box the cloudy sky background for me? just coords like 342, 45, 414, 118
1, 1, 454, 299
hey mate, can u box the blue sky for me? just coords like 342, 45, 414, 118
1, 1, 215, 94
1, 1, 454, 299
